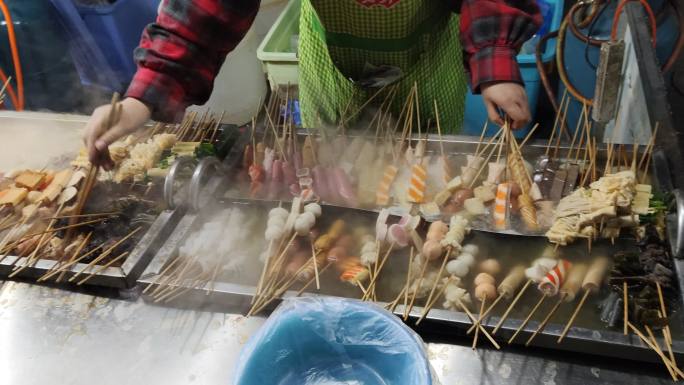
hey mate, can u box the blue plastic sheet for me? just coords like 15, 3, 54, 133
235, 297, 438, 385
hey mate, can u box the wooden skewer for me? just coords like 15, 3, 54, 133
623, 281, 629, 335
404, 248, 415, 312
68, 227, 141, 282
387, 285, 408, 313
250, 248, 315, 315
472, 298, 487, 349
645, 325, 678, 381
357, 280, 369, 297
206, 255, 226, 295
45, 232, 92, 281
10, 204, 65, 277
493, 280, 532, 335
10, 218, 107, 243
655, 282, 672, 346
475, 120, 489, 156
252, 240, 275, 304
659, 310, 677, 369
142, 256, 185, 294
76, 251, 129, 285
38, 243, 105, 282
312, 241, 320, 290
467, 293, 504, 334
526, 293, 566, 346
415, 277, 453, 325
362, 243, 395, 301
630, 322, 682, 380
457, 300, 500, 350
50, 211, 121, 220
519, 123, 540, 150
295, 263, 332, 297
163, 272, 212, 303
0, 216, 31, 264
156, 271, 206, 303
557, 289, 591, 343
404, 253, 431, 320
508, 294, 547, 344
152, 256, 199, 299
419, 247, 452, 317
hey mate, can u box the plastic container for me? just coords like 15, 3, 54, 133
256, 0, 300, 88
257, 0, 564, 137
234, 297, 436, 385
74, 0, 160, 85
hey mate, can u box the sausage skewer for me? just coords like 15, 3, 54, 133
525, 263, 587, 346
557, 256, 610, 343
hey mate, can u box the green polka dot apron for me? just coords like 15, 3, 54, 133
298, 0, 468, 134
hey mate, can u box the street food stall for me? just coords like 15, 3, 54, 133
0, 1, 683, 384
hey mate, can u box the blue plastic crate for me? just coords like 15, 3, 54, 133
462, 0, 564, 138
74, 0, 160, 85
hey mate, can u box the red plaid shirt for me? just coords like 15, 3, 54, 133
127, 0, 542, 122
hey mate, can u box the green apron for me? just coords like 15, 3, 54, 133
298, 0, 467, 133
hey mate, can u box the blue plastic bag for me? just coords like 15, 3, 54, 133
234, 297, 438, 385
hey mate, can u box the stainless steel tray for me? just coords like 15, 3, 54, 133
137, 196, 684, 363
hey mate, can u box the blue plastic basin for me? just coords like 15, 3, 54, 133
234, 298, 432, 385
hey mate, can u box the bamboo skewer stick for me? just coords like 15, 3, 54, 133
45, 232, 92, 280
508, 294, 547, 344
660, 310, 677, 369
50, 211, 121, 220
252, 241, 275, 304
312, 242, 320, 290
404, 253, 431, 320
493, 279, 532, 335
457, 299, 501, 350
645, 326, 678, 381
655, 282, 672, 346
142, 256, 185, 294
415, 277, 453, 325
623, 281, 629, 335
474, 120, 490, 156
76, 251, 129, 285
628, 322, 683, 380
38, 243, 105, 282
10, 204, 65, 277
154, 257, 201, 298
0, 216, 32, 264
519, 123, 540, 150
419, 247, 452, 318
467, 293, 504, 334
404, 248, 415, 312
557, 289, 591, 343
526, 293, 566, 346
362, 243, 395, 301
151, 256, 198, 300
9, 218, 106, 244
472, 298, 486, 349
68, 227, 141, 282
295, 263, 332, 297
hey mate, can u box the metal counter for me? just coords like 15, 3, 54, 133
0, 280, 673, 385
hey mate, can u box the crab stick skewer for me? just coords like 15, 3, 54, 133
508, 260, 571, 344
493, 183, 510, 230
526, 263, 587, 346
557, 257, 611, 343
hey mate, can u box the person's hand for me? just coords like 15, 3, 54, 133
83, 97, 151, 170
481, 82, 531, 129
